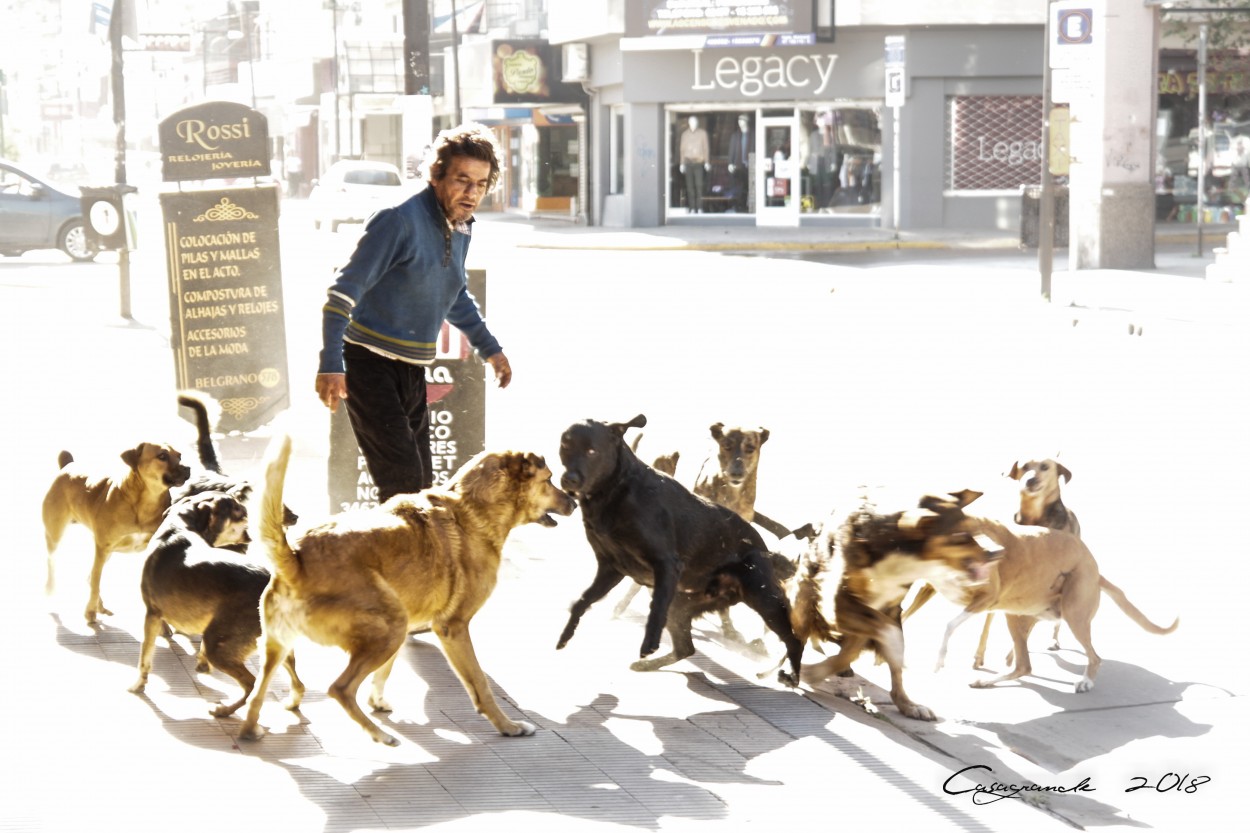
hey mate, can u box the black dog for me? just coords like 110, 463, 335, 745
129, 489, 304, 718
175, 391, 298, 543
556, 414, 803, 686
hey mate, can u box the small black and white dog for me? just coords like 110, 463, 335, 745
129, 489, 303, 718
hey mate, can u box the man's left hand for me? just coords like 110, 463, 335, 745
487, 352, 512, 388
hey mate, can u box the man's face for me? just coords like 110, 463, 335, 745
433, 156, 492, 224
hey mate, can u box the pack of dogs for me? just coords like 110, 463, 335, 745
39, 398, 1179, 745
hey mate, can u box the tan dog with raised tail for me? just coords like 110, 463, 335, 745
240, 435, 575, 746
932, 517, 1176, 693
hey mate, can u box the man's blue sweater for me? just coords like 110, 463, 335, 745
318, 186, 501, 374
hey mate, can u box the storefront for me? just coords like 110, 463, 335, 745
585, 27, 1049, 231
456, 38, 587, 219
663, 104, 882, 224
1155, 48, 1250, 224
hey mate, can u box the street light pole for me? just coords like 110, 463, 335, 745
1196, 22, 1208, 257
327, 0, 341, 163
1039, 1, 1055, 302
450, 0, 462, 125
108, 0, 132, 320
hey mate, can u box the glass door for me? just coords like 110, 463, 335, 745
757, 115, 800, 226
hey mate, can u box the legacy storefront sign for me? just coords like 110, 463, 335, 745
161, 187, 290, 431
692, 49, 838, 97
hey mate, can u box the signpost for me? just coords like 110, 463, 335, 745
885, 35, 905, 236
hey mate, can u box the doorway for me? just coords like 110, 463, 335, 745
757, 114, 799, 226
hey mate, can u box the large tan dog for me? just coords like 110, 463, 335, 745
42, 444, 191, 624
240, 435, 576, 746
931, 517, 1177, 693
792, 490, 1000, 721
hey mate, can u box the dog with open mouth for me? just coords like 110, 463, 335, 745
791, 490, 1000, 721
240, 435, 575, 746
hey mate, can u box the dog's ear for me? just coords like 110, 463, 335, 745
950, 489, 982, 508
504, 452, 543, 481
228, 482, 253, 501
191, 497, 217, 532
611, 414, 647, 436
1056, 463, 1073, 483
709, 422, 725, 441
1007, 461, 1023, 480
120, 444, 146, 470
523, 453, 546, 478
897, 507, 938, 535
758, 428, 770, 445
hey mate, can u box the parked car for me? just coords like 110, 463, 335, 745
0, 159, 96, 261
308, 160, 409, 231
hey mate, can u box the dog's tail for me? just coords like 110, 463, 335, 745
178, 391, 222, 473
1099, 576, 1179, 635
258, 433, 300, 581
789, 548, 837, 648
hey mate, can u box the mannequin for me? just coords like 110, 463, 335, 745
806, 111, 835, 209
678, 115, 710, 213
726, 114, 753, 213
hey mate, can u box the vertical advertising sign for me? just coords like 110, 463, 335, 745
160, 186, 290, 432
158, 101, 288, 434
328, 269, 488, 513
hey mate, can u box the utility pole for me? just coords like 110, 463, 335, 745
450, 0, 462, 125
1039, 0, 1055, 301
402, 0, 430, 95
109, 0, 132, 320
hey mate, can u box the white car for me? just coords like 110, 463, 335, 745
309, 160, 409, 232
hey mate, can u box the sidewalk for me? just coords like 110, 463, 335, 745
3, 213, 1244, 833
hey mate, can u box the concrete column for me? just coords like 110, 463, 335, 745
1068, 0, 1158, 269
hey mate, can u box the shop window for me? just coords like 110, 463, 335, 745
798, 107, 882, 214
668, 110, 754, 214
536, 125, 579, 198
945, 95, 1044, 191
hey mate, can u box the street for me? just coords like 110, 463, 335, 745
1, 200, 1246, 832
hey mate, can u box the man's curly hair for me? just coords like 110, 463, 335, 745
422, 122, 502, 189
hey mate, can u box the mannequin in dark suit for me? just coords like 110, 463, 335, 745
726, 115, 753, 213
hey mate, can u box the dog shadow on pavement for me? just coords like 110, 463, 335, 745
966, 656, 1221, 771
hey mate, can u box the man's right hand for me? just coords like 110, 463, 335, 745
315, 373, 348, 412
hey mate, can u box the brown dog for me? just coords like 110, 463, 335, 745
129, 489, 304, 718
793, 490, 999, 721
43, 444, 191, 623
240, 435, 576, 746
694, 423, 794, 540
1011, 458, 1080, 535
929, 518, 1176, 692
907, 457, 1081, 667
